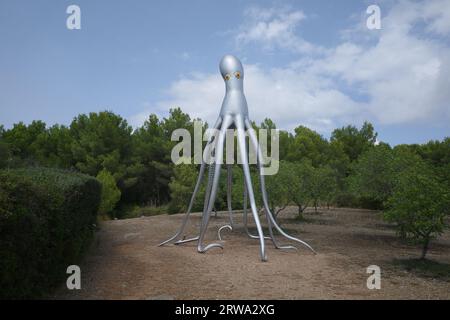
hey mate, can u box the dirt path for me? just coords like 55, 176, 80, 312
54, 208, 450, 299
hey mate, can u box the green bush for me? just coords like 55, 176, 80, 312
168, 163, 204, 214
384, 161, 450, 259
96, 169, 121, 216
0, 167, 101, 299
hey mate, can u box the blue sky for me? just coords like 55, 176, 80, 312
0, 0, 449, 145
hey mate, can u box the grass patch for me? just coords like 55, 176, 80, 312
392, 258, 450, 281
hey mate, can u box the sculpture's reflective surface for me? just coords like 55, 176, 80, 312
159, 55, 316, 261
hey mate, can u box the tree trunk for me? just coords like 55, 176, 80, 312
296, 205, 303, 219
420, 237, 430, 260
274, 208, 278, 218
275, 206, 286, 218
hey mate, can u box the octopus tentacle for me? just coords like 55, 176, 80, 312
242, 179, 255, 238
245, 122, 296, 250
236, 115, 267, 261
243, 180, 271, 240
174, 236, 199, 245
197, 115, 233, 253
245, 118, 315, 254
226, 164, 234, 228
199, 162, 216, 241
158, 117, 222, 246
218, 224, 232, 240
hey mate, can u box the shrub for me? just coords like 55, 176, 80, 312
168, 163, 205, 214
384, 160, 450, 259
96, 169, 121, 217
0, 167, 101, 299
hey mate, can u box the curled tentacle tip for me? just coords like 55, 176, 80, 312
218, 224, 233, 240
157, 240, 171, 247
198, 243, 224, 253
279, 245, 298, 251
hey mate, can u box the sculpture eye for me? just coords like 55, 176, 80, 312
224, 74, 231, 81
234, 71, 241, 79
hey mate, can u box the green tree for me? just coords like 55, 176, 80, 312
1, 122, 74, 169
285, 160, 314, 218
265, 162, 290, 217
331, 121, 377, 162
416, 138, 450, 189
69, 111, 132, 177
305, 165, 335, 213
0, 141, 9, 168
31, 124, 74, 168
0, 125, 11, 168
96, 169, 121, 216
128, 114, 168, 205
168, 162, 201, 213
327, 139, 352, 206
69, 111, 133, 192
286, 126, 329, 167
384, 159, 450, 259
129, 108, 199, 206
313, 165, 338, 211
278, 130, 293, 161
260, 118, 276, 155
348, 143, 395, 207
2, 120, 46, 162
161, 107, 195, 139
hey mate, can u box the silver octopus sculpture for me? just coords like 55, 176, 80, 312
159, 55, 316, 261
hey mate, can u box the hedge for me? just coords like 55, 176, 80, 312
0, 167, 101, 299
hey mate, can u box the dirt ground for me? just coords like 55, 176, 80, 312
53, 207, 450, 299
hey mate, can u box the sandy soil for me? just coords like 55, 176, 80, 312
53, 207, 450, 299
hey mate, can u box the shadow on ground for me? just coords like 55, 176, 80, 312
391, 259, 450, 281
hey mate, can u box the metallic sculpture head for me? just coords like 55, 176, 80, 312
220, 55, 244, 91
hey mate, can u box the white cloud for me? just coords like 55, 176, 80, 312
130, 65, 363, 133
235, 6, 320, 54
302, 0, 450, 125
131, 1, 450, 134
422, 0, 450, 35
